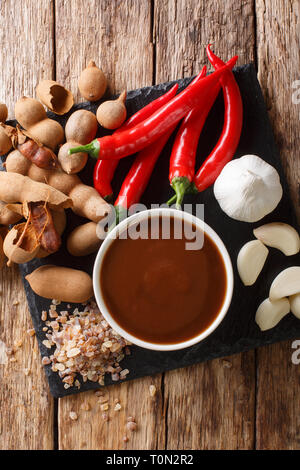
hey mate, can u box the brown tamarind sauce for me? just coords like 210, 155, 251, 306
100, 215, 227, 344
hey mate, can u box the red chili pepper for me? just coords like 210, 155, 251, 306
115, 83, 179, 133
93, 84, 179, 201
113, 67, 207, 222
193, 46, 243, 192
114, 125, 177, 224
69, 57, 237, 161
168, 72, 221, 207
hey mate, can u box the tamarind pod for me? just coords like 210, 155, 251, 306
67, 221, 104, 256
6, 150, 110, 222
3, 220, 40, 266
0, 201, 23, 225
36, 209, 66, 258
26, 265, 93, 303
29, 202, 61, 253
0, 172, 72, 210
0, 232, 5, 268
18, 139, 59, 170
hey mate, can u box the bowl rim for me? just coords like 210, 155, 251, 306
93, 207, 234, 351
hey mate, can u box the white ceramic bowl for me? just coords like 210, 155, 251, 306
93, 208, 234, 351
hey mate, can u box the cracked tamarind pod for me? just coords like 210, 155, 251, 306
3, 219, 40, 266
5, 150, 110, 222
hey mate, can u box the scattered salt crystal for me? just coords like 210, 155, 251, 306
41, 311, 47, 321
126, 421, 137, 432
27, 329, 35, 337
120, 368, 129, 379
67, 348, 81, 358
69, 411, 78, 421
42, 357, 51, 365
81, 403, 90, 411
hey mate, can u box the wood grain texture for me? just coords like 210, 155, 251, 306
256, 0, 300, 213
164, 354, 255, 450
256, 342, 300, 450
59, 375, 165, 450
1, 0, 299, 451
154, 0, 255, 83
55, 0, 154, 100
154, 0, 256, 450
256, 0, 300, 450
0, 0, 54, 449
0, 0, 55, 118
56, 0, 159, 450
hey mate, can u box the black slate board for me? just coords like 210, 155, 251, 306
3, 64, 300, 398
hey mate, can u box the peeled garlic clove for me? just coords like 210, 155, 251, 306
269, 266, 300, 300
289, 293, 300, 319
237, 240, 269, 286
255, 297, 290, 331
253, 222, 300, 256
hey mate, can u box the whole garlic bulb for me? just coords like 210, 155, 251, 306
214, 155, 283, 222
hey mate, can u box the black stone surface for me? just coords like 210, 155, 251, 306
2, 64, 300, 397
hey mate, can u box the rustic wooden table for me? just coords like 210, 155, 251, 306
0, 0, 299, 450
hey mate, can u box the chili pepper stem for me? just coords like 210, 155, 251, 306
104, 193, 113, 203
167, 193, 177, 206
68, 140, 100, 159
170, 176, 191, 209
108, 205, 127, 231
167, 180, 198, 206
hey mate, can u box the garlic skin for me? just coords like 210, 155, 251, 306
214, 155, 283, 222
237, 240, 268, 286
255, 297, 290, 331
289, 293, 300, 319
253, 222, 300, 256
269, 266, 300, 301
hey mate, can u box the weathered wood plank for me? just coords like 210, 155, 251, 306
55, 0, 154, 102
59, 376, 165, 450
256, 0, 300, 450
163, 354, 255, 449
55, 0, 160, 450
154, 0, 256, 450
154, 0, 255, 83
0, 0, 54, 450
256, 342, 300, 450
